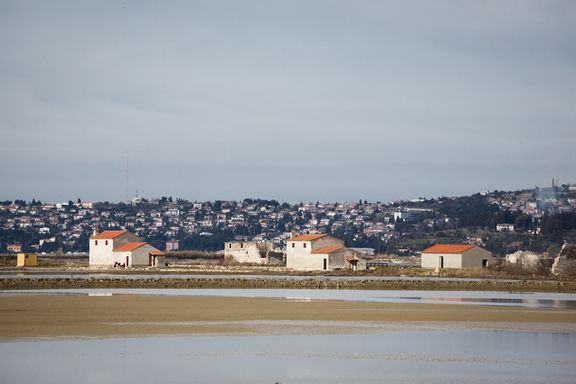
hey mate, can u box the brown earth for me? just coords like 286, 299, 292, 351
1, 295, 575, 339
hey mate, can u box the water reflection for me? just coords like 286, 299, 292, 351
2, 288, 576, 309
403, 296, 576, 309
1, 331, 575, 384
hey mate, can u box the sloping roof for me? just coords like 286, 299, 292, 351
422, 244, 476, 254
113, 242, 147, 252
346, 257, 359, 262
150, 251, 165, 256
312, 245, 345, 254
90, 230, 127, 240
289, 234, 328, 242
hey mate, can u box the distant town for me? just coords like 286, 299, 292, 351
1, 182, 576, 257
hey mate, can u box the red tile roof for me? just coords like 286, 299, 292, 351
150, 251, 165, 256
289, 234, 328, 242
312, 245, 345, 254
113, 242, 146, 252
421, 244, 476, 254
90, 230, 127, 240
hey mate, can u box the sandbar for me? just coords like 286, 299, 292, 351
2, 295, 576, 340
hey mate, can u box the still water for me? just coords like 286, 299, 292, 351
2, 331, 575, 384
1, 289, 575, 383
2, 288, 576, 309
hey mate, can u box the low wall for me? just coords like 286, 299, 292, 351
2, 277, 575, 292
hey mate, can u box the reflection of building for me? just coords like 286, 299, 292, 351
165, 240, 179, 251
421, 244, 493, 269
89, 230, 165, 267
286, 234, 366, 271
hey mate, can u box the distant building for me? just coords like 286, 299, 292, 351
17, 253, 37, 267
89, 230, 165, 267
496, 224, 515, 232
286, 234, 366, 271
421, 244, 493, 269
165, 240, 179, 251
224, 241, 284, 265
7, 244, 22, 253
393, 210, 412, 221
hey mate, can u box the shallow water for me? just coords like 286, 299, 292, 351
2, 330, 575, 384
2, 288, 576, 309
2, 288, 575, 383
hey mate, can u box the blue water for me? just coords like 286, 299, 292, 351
2, 331, 575, 384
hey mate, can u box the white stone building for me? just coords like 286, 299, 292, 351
224, 241, 283, 265
286, 234, 366, 271
89, 230, 165, 267
421, 244, 493, 269
496, 224, 515, 232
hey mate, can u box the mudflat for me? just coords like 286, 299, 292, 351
1, 295, 576, 339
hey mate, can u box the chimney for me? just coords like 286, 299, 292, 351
291, 229, 295, 239
92, 227, 98, 236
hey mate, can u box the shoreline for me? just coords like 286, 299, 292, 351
2, 277, 576, 292
2, 295, 576, 340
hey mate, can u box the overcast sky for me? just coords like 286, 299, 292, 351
1, 0, 575, 203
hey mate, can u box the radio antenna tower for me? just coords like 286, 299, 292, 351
125, 151, 129, 202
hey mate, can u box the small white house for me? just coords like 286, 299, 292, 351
421, 244, 493, 269
286, 234, 366, 271
89, 230, 165, 267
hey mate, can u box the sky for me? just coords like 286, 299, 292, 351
1, 0, 575, 204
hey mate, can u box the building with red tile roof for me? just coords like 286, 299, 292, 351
90, 230, 127, 240
89, 230, 165, 268
421, 244, 493, 269
286, 233, 366, 271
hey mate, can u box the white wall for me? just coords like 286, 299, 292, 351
461, 247, 493, 268
286, 235, 344, 269
421, 253, 463, 268
89, 232, 143, 266
224, 242, 275, 264
421, 247, 493, 269
286, 236, 353, 271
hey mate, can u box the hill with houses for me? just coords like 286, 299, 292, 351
1, 184, 576, 257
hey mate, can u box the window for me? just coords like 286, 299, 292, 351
303, 243, 306, 248
229, 244, 232, 248
291, 243, 295, 248
105, 240, 108, 246
95, 240, 98, 246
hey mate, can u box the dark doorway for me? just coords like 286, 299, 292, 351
323, 259, 327, 270
439, 256, 444, 269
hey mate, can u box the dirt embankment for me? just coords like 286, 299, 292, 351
2, 277, 576, 292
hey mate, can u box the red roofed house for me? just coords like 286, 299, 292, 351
286, 234, 366, 271
421, 244, 493, 269
89, 230, 165, 268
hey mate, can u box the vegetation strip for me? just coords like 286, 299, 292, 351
2, 277, 576, 292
